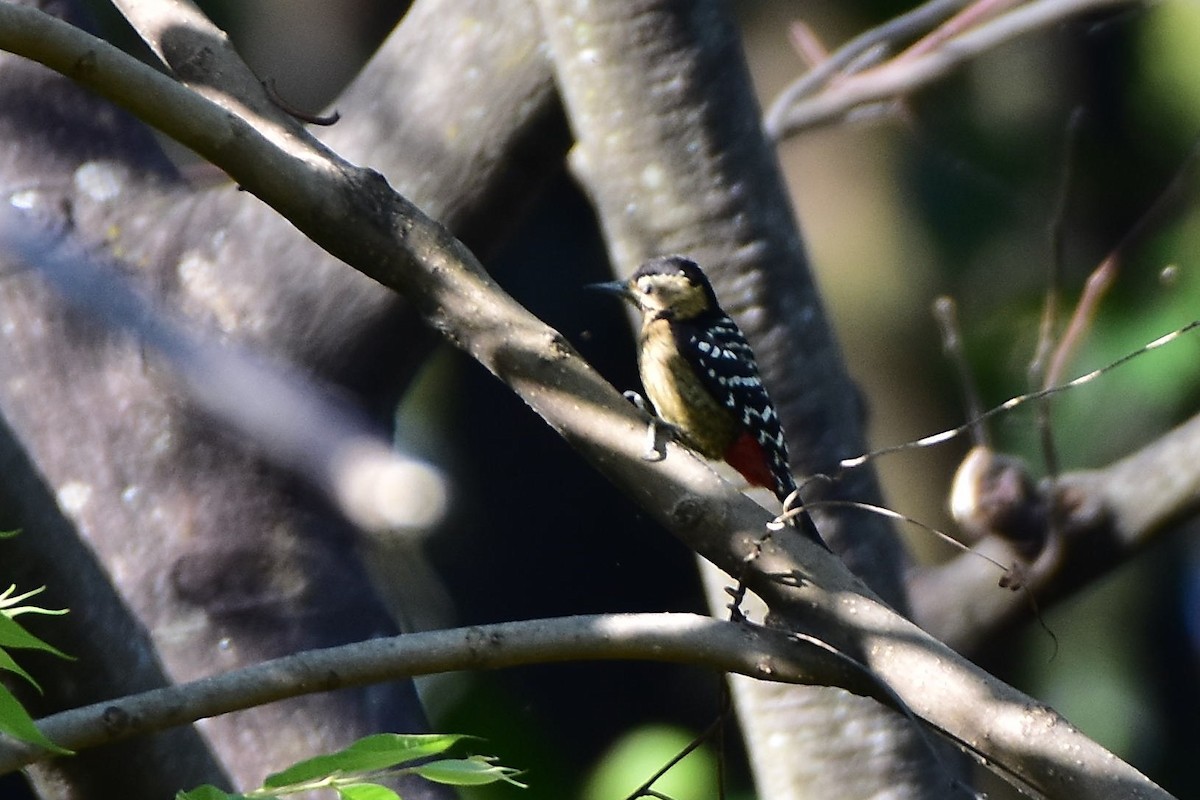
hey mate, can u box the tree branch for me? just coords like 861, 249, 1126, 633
766, 0, 970, 136
0, 613, 869, 772
915, 410, 1200, 649
0, 5, 1175, 798
766, 0, 1139, 138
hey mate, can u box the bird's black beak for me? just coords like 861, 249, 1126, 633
585, 279, 631, 299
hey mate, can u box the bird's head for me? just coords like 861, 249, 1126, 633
588, 255, 720, 321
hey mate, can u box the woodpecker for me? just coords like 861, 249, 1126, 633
591, 255, 824, 545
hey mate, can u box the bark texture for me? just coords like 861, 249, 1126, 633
0, 0, 564, 795
533, 1, 950, 797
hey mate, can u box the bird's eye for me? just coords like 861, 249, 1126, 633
641, 283, 656, 295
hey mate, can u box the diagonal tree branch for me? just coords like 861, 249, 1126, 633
0, 6, 1174, 798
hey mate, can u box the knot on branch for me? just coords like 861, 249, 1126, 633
69, 49, 98, 80
101, 704, 132, 734
951, 445, 1049, 560
668, 494, 717, 530
539, 329, 573, 362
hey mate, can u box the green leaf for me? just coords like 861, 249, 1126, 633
176, 785, 246, 800
0, 647, 40, 691
0, 613, 69, 659
335, 783, 401, 800
412, 757, 526, 788
264, 733, 472, 788
0, 684, 71, 754
0, 530, 19, 540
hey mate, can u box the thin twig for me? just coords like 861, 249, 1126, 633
621, 689, 731, 800
934, 296, 989, 447
840, 319, 1200, 468
1045, 138, 1200, 389
768, 0, 1136, 138
1030, 108, 1087, 480
894, 0, 1020, 63
263, 78, 341, 126
766, 0, 970, 137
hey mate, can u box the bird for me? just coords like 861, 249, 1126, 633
590, 255, 825, 546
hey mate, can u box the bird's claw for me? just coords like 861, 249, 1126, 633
641, 420, 666, 462
624, 390, 667, 461
622, 390, 648, 411
724, 581, 749, 623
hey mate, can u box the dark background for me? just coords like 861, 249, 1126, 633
11, 2, 1199, 798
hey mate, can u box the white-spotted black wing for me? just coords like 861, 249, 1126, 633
673, 312, 796, 501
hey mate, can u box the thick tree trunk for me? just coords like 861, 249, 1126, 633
534, 1, 953, 796
0, 0, 565, 795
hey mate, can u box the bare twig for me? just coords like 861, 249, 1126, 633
934, 296, 989, 447
1029, 108, 1086, 483
263, 77, 341, 125
0, 613, 863, 773
894, 0, 1020, 63
841, 319, 1200, 469
767, 0, 1137, 138
620, 689, 732, 800
1046, 139, 1200, 389
917, 128, 1200, 647
766, 0, 970, 137
109, 0, 295, 130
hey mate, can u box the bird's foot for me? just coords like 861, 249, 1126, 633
623, 390, 668, 462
